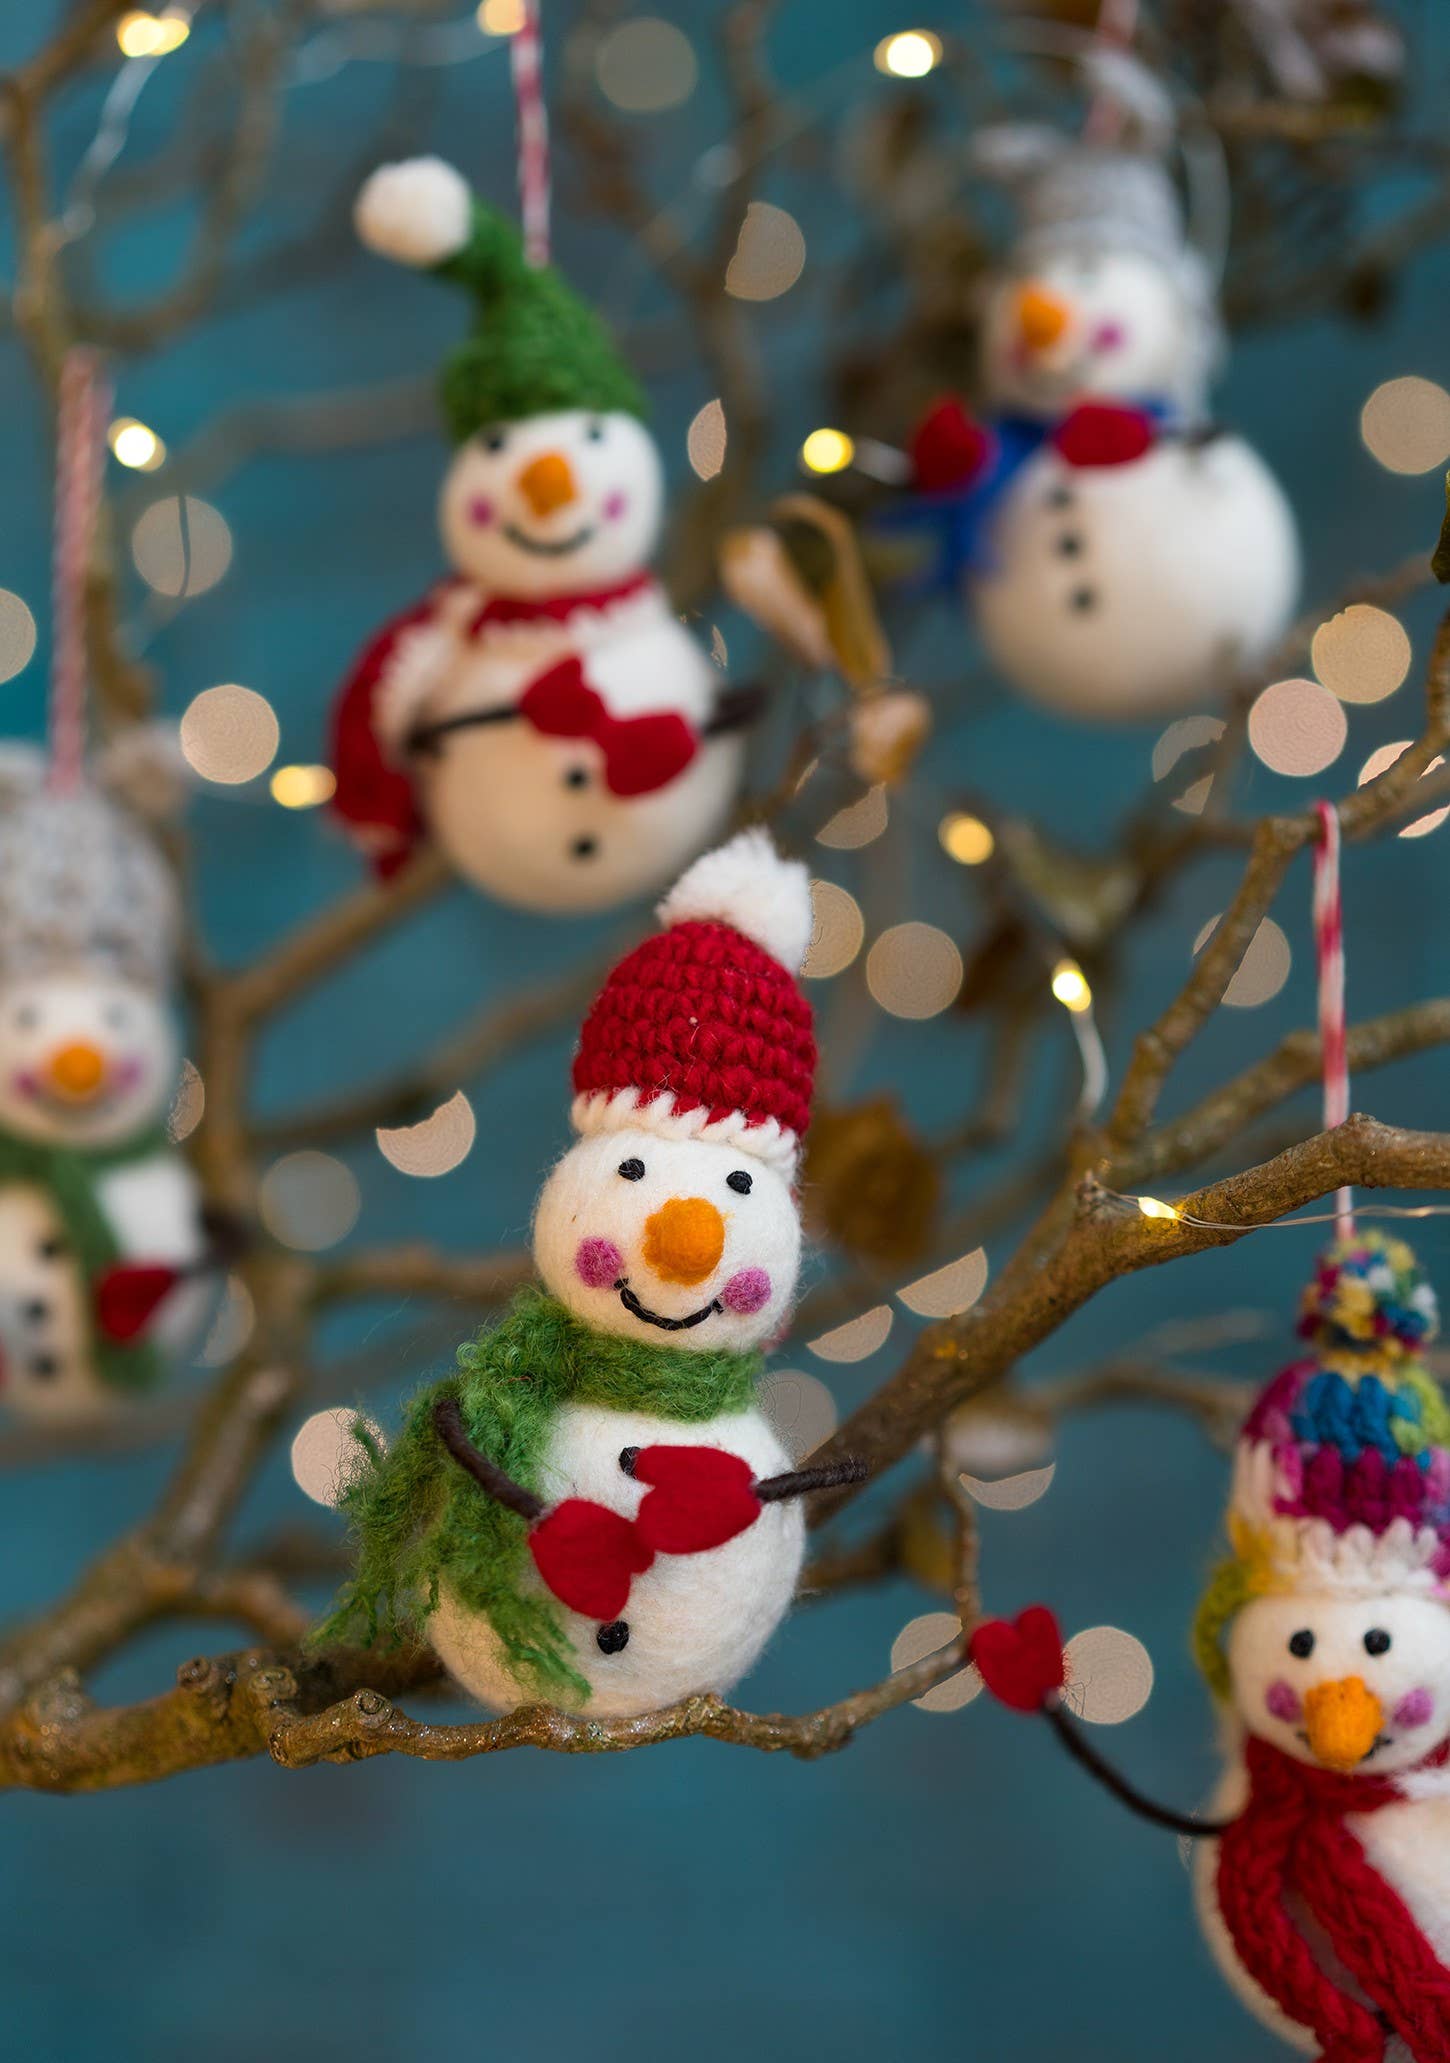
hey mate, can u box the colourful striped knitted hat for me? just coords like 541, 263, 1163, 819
569, 830, 817, 1176
1226, 1233, 1449, 1601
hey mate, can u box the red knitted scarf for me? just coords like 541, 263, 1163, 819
467, 570, 655, 638
1216, 1732, 1450, 2062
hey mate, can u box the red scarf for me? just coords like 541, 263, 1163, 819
1217, 1733, 1450, 2061
466, 570, 655, 638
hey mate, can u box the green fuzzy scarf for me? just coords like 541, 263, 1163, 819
315, 1288, 762, 1703
0, 1121, 169, 1393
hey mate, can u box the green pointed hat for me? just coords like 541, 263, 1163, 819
355, 156, 646, 442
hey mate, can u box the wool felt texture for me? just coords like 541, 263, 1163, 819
316, 1287, 763, 1703
969, 1606, 1068, 1712
657, 826, 815, 977
570, 832, 817, 1167
1216, 1733, 1450, 2062
968, 431, 1300, 720
532, 1127, 803, 1354
515, 658, 699, 797
527, 1446, 766, 1617
424, 1397, 804, 1718
0, 1122, 170, 1392
0, 755, 178, 988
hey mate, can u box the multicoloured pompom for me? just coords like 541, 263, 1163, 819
1296, 1230, 1439, 1379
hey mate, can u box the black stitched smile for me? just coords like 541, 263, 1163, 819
615, 1278, 722, 1332
503, 522, 597, 557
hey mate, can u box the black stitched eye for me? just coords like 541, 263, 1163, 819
1364, 1628, 1392, 1657
617, 1158, 645, 1181
13, 1004, 37, 1031
480, 427, 507, 453
726, 1170, 752, 1195
585, 418, 605, 443
1288, 1629, 1316, 1660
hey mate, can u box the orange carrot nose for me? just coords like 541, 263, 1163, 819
1015, 282, 1073, 352
1304, 1676, 1385, 1770
47, 1040, 107, 1101
643, 1197, 726, 1287
517, 451, 578, 518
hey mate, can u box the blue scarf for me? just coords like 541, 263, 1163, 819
879, 399, 1178, 594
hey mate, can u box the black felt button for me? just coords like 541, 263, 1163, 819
596, 1620, 630, 1655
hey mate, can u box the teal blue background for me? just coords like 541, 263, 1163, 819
2, 5, 1449, 2056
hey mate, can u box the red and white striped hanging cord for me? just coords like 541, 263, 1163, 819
48, 347, 112, 796
1083, 0, 1140, 145
1313, 798, 1355, 1243
511, 0, 551, 268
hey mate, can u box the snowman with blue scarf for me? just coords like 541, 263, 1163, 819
902, 130, 1300, 719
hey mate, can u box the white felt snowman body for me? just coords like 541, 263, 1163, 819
431, 1401, 802, 1718
332, 161, 751, 910
917, 145, 1300, 720
382, 562, 741, 913
970, 431, 1298, 719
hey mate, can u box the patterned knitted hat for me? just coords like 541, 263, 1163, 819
570, 829, 817, 1176
1225, 1234, 1450, 1602
354, 157, 645, 443
0, 746, 179, 991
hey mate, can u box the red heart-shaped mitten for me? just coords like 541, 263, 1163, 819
529, 1499, 655, 1620
1051, 402, 1156, 469
911, 397, 994, 494
632, 1446, 762, 1555
94, 1262, 182, 1344
969, 1607, 1067, 1713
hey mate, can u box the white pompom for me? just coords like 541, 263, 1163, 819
658, 827, 813, 974
354, 157, 472, 269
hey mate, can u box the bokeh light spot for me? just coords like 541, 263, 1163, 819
595, 16, 698, 111
131, 494, 232, 598
898, 1247, 988, 1318
1064, 1626, 1155, 1724
1248, 677, 1347, 777
938, 811, 994, 865
803, 879, 865, 980
167, 1058, 204, 1143
1311, 605, 1411, 705
760, 1370, 838, 1460
1360, 376, 1450, 474
259, 1152, 361, 1252
1193, 914, 1292, 1008
376, 1091, 476, 1177
1358, 740, 1449, 838
866, 923, 963, 1019
0, 590, 38, 685
817, 786, 888, 850
291, 1407, 385, 1509
808, 1304, 893, 1363
725, 202, 806, 302
180, 685, 279, 785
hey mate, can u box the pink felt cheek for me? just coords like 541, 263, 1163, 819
1394, 1687, 1435, 1728
11, 1071, 38, 1099
1091, 321, 1126, 353
1265, 1679, 1303, 1723
602, 490, 628, 523
114, 1056, 144, 1092
722, 1267, 771, 1315
574, 1238, 624, 1290
467, 496, 497, 527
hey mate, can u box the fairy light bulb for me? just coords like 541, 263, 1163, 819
1051, 959, 1093, 1013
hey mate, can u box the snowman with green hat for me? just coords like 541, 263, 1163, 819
330, 157, 754, 915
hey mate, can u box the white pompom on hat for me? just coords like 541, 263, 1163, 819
570, 829, 817, 1173
354, 157, 474, 270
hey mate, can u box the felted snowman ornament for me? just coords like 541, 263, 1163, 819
901, 133, 1300, 720
330, 157, 752, 914
970, 1234, 1450, 2062
320, 830, 863, 1717
0, 746, 210, 1422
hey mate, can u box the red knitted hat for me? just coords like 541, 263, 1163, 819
570, 829, 817, 1174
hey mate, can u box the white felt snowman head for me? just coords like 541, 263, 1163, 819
533, 829, 816, 1351
976, 137, 1220, 417
1228, 1590, 1450, 1776
0, 745, 181, 1147
1201, 1234, 1450, 1776
438, 408, 663, 600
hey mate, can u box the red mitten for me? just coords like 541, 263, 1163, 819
911, 398, 994, 494
94, 1263, 182, 1344
1051, 403, 1155, 469
632, 1446, 762, 1554
969, 1607, 1067, 1713
529, 1499, 655, 1620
